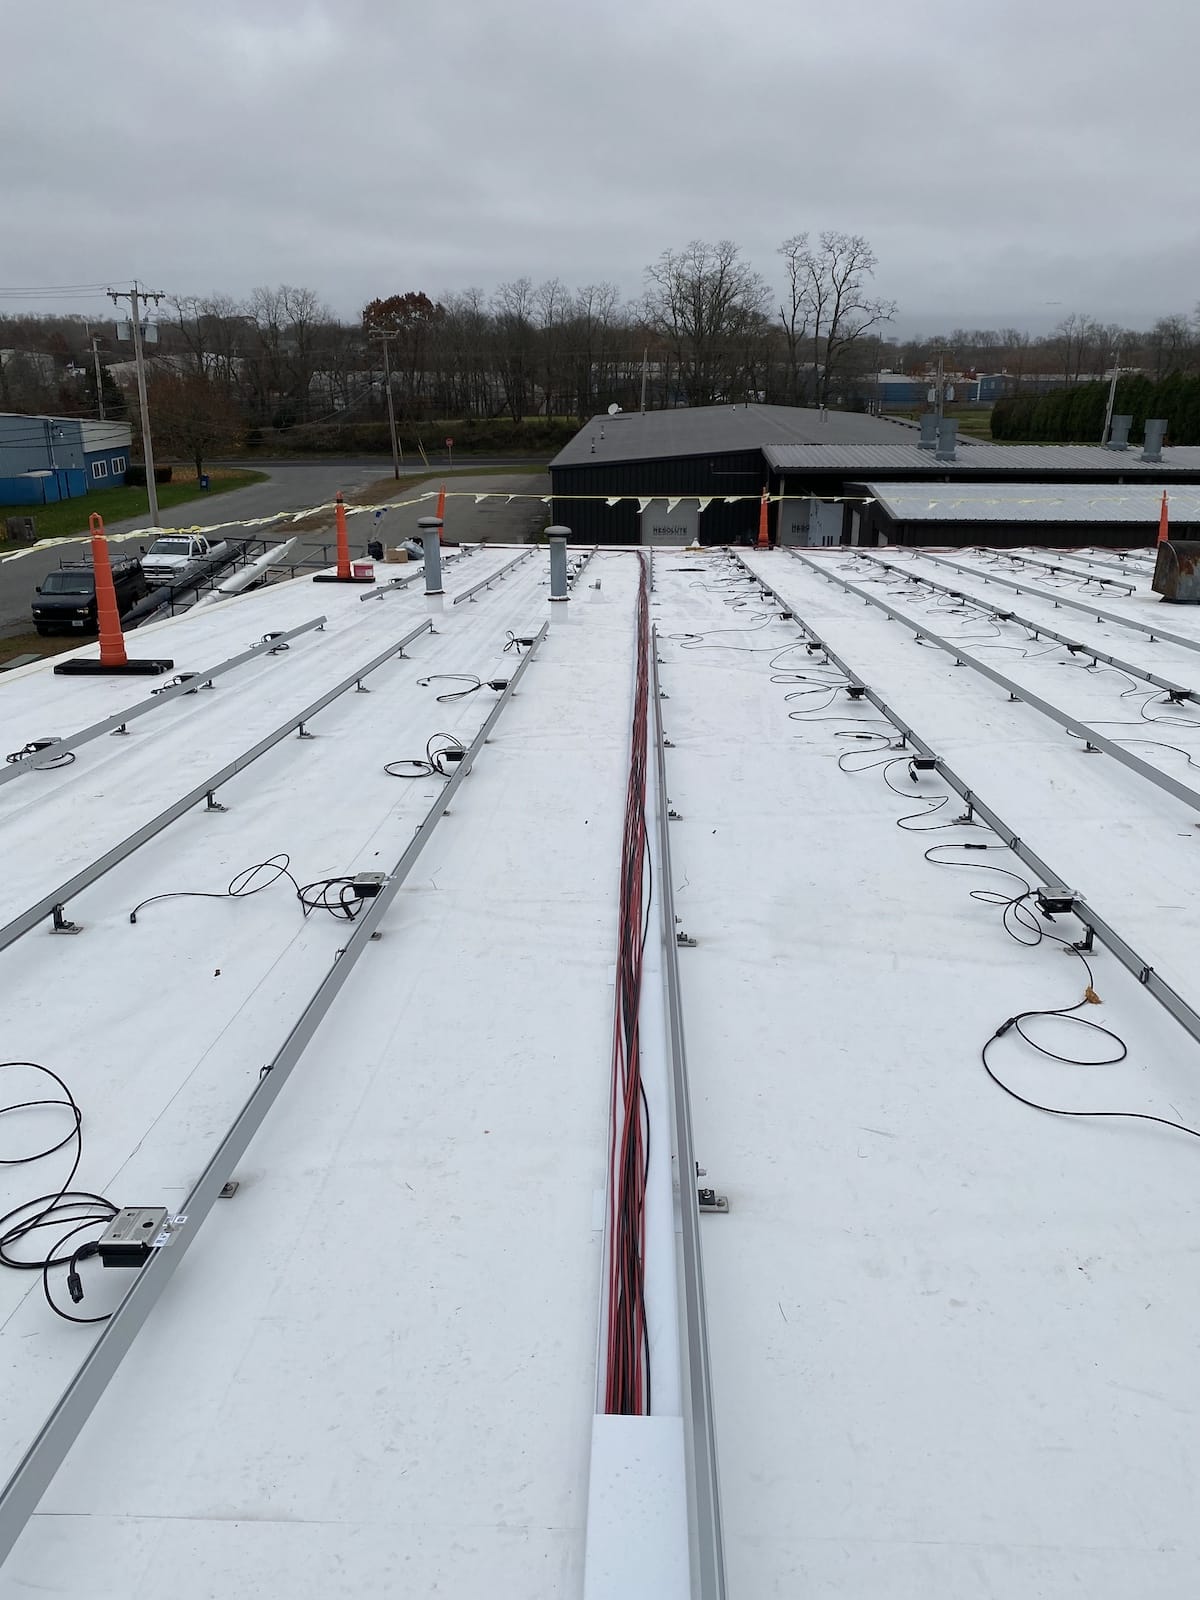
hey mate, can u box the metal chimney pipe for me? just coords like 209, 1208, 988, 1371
418, 516, 444, 594
1142, 419, 1168, 463
547, 526, 571, 602
1106, 414, 1132, 451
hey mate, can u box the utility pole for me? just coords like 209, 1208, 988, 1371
86, 327, 106, 421
1101, 343, 1123, 447
108, 281, 165, 526
640, 347, 648, 415
367, 327, 403, 478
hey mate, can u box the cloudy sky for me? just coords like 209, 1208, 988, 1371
2, 0, 1196, 335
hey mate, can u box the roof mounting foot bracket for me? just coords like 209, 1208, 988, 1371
110, 722, 130, 737
205, 791, 227, 813
354, 681, 370, 693
50, 904, 80, 935
698, 1188, 729, 1214
296, 723, 314, 740
676, 930, 697, 947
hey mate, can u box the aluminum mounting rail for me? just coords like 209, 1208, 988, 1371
451, 548, 535, 605
649, 626, 726, 1600
731, 552, 1200, 1050
0, 620, 434, 955
913, 549, 1200, 656
990, 549, 1136, 594
1001, 547, 1154, 581
787, 550, 1200, 822
360, 570, 422, 601
849, 551, 1195, 700
0, 622, 549, 1571
0, 616, 328, 790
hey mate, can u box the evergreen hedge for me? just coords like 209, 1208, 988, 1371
992, 373, 1200, 445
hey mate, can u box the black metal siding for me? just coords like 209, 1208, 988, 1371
882, 514, 1198, 549
550, 451, 771, 544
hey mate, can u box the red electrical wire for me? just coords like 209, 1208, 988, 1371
605, 554, 653, 1415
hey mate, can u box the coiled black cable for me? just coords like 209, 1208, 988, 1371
384, 733, 466, 779
0, 1061, 118, 1324
128, 853, 369, 924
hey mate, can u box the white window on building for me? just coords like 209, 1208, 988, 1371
92, 460, 108, 481
111, 455, 126, 474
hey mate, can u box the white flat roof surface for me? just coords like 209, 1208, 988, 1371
0, 541, 1198, 1597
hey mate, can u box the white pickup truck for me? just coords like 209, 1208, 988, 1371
140, 533, 230, 587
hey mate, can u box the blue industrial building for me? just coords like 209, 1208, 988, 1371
870, 371, 1011, 407
0, 414, 133, 505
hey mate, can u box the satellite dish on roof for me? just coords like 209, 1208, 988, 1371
608, 403, 621, 416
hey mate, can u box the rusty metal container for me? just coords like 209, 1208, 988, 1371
1152, 542, 1200, 602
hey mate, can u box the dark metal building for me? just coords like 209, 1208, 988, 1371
549, 405, 906, 544
549, 407, 1200, 547
846, 481, 1200, 549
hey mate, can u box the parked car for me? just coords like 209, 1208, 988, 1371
31, 558, 149, 635
139, 534, 229, 587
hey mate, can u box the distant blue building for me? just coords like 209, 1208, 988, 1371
0, 414, 132, 505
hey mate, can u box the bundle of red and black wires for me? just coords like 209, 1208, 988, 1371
604, 554, 653, 1415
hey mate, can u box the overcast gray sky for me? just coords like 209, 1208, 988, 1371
2, 0, 1196, 335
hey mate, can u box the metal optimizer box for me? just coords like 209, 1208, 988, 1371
97, 1207, 169, 1268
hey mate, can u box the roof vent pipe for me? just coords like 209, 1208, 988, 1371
935, 419, 958, 460
918, 414, 938, 451
1142, 419, 1168, 462
1106, 414, 1132, 451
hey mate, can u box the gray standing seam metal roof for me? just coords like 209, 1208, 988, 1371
550, 404, 910, 468
765, 442, 1200, 474
858, 481, 1200, 524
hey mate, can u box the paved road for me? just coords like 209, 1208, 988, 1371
0, 461, 549, 638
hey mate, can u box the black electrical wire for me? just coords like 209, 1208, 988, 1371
0, 1061, 118, 1324
128, 852, 368, 924
5, 741, 75, 769
919, 845, 1200, 1144
384, 732, 466, 778
417, 674, 482, 702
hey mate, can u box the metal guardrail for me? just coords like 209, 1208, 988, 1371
0, 620, 434, 955
0, 623, 549, 1570
914, 549, 1200, 656
451, 548, 535, 605
0, 617, 328, 790
788, 550, 1200, 822
849, 551, 1195, 699
733, 552, 1200, 1050
649, 626, 727, 1600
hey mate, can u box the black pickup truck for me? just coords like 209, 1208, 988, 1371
31, 558, 150, 635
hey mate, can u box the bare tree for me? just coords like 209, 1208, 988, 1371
777, 233, 812, 404
146, 370, 242, 477
1148, 314, 1196, 379
783, 231, 897, 404
492, 278, 536, 421
643, 239, 769, 406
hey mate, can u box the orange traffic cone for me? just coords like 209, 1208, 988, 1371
335, 491, 351, 578
92, 515, 128, 666
54, 514, 173, 676
313, 491, 374, 584
1157, 490, 1169, 545
757, 487, 770, 549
